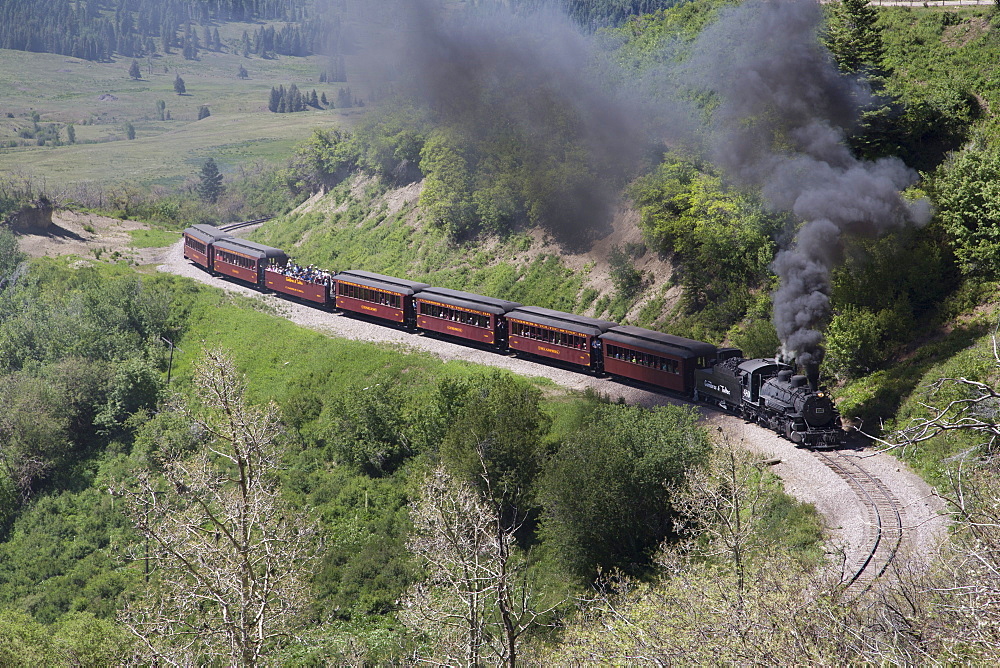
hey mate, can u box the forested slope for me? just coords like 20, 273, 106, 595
4, 0, 1000, 664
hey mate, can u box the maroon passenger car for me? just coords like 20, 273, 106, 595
505, 306, 616, 371
600, 325, 720, 394
211, 238, 288, 285
265, 268, 331, 306
183, 224, 232, 270
414, 287, 521, 346
333, 270, 429, 326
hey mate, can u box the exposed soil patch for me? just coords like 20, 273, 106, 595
942, 16, 990, 48
12, 209, 168, 265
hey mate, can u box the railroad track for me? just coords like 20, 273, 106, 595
814, 449, 904, 594
218, 216, 272, 233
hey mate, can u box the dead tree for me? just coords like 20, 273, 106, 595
402, 465, 557, 667
113, 348, 319, 667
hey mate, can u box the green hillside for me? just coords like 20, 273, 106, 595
5, 0, 1000, 664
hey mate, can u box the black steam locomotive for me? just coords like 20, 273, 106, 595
694, 357, 844, 447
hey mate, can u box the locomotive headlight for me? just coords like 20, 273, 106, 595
817, 392, 825, 398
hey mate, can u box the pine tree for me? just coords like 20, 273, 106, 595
174, 74, 186, 95
197, 158, 224, 203
66, 123, 75, 143
310, 90, 319, 108
238, 64, 248, 80
198, 105, 211, 120
321, 92, 328, 107
125, 122, 136, 140
128, 59, 141, 80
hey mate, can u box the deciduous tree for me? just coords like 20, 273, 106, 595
402, 466, 556, 667
114, 348, 319, 666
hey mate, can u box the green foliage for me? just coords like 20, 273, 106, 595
321, 382, 427, 477
629, 156, 780, 338
824, 0, 885, 74
825, 229, 955, 379
824, 303, 912, 381
287, 129, 359, 194
436, 371, 552, 524
0, 229, 26, 282
538, 403, 710, 578
197, 157, 225, 204
927, 144, 1000, 277
869, 7, 997, 168
0, 609, 56, 665
608, 244, 646, 299
729, 316, 780, 359
419, 130, 477, 237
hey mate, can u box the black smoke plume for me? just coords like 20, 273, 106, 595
348, 0, 651, 239
682, 0, 930, 378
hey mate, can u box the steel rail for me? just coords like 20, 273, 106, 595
814, 449, 904, 594
217, 216, 273, 232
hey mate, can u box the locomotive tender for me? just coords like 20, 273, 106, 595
183, 225, 846, 448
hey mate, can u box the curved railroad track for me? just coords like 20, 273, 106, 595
814, 448, 904, 593
217, 217, 272, 233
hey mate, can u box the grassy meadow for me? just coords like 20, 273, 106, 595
0, 23, 374, 190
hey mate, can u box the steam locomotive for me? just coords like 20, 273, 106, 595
694, 357, 844, 447
183, 224, 847, 448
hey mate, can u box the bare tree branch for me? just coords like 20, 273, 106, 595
112, 348, 319, 667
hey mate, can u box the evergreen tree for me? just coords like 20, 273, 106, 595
128, 59, 141, 80
310, 89, 319, 108
174, 74, 186, 95
321, 92, 328, 107
197, 158, 224, 203
238, 64, 248, 80
825, 0, 885, 75
156, 100, 166, 121
268, 87, 280, 112
66, 123, 75, 143
125, 122, 136, 140
198, 105, 211, 120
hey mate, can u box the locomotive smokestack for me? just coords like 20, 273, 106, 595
806, 362, 819, 392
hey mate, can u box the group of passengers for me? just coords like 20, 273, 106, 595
269, 260, 333, 285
